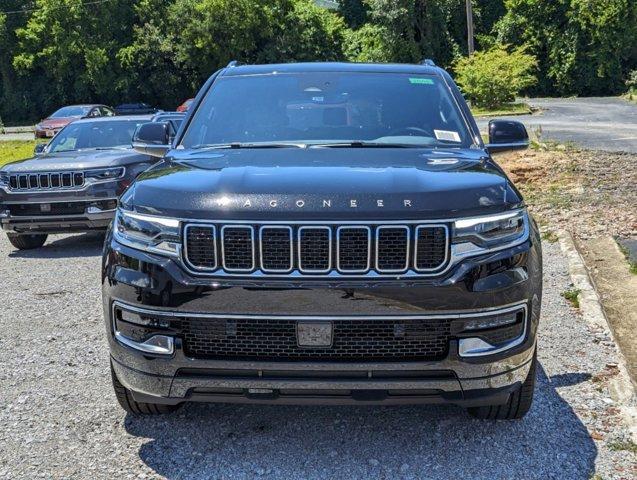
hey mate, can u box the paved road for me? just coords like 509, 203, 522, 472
0, 131, 33, 141
0, 234, 634, 479
477, 97, 637, 153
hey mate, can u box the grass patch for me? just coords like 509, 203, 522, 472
561, 287, 581, 308
0, 140, 38, 167
541, 230, 559, 243
471, 102, 532, 117
607, 439, 637, 454
617, 242, 637, 275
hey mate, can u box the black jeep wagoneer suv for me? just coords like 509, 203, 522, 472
103, 62, 542, 419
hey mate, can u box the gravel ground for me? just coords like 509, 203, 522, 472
0, 233, 635, 479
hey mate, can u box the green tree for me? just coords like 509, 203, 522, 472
496, 0, 637, 95
12, 0, 137, 117
453, 44, 537, 108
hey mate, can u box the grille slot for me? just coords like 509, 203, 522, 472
221, 226, 255, 271
183, 222, 449, 276
298, 227, 331, 272
181, 317, 451, 361
415, 225, 448, 271
8, 171, 84, 190
376, 226, 409, 272
337, 226, 371, 272
185, 225, 217, 270
260, 226, 293, 272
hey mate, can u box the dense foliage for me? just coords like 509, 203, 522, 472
454, 45, 537, 108
0, 0, 636, 123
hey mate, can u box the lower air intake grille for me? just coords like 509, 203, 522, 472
181, 317, 451, 361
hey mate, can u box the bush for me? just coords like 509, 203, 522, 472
453, 45, 537, 109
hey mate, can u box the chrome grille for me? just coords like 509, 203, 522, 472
184, 225, 217, 270
221, 226, 255, 271
337, 226, 371, 272
8, 171, 84, 191
376, 226, 409, 272
298, 227, 331, 272
184, 223, 449, 276
415, 226, 448, 271
260, 226, 293, 272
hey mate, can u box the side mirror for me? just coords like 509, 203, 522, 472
34, 143, 47, 155
486, 120, 529, 154
132, 122, 170, 157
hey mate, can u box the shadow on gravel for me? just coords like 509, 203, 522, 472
7, 232, 104, 259
124, 364, 597, 480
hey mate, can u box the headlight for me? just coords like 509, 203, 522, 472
85, 167, 125, 181
0, 171, 8, 187
453, 209, 528, 248
113, 208, 181, 257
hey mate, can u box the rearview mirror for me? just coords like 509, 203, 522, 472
132, 122, 170, 158
486, 120, 529, 154
34, 143, 47, 155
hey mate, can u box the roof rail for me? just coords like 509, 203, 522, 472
226, 60, 241, 68
420, 58, 436, 67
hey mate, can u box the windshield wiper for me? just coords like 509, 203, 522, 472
309, 141, 421, 148
191, 142, 306, 150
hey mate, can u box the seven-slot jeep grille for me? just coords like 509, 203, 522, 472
8, 172, 84, 191
184, 223, 449, 276
181, 317, 451, 361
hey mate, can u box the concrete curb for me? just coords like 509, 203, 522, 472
558, 230, 637, 441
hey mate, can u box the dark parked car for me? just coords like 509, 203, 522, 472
34, 104, 114, 139
103, 62, 542, 420
0, 116, 157, 249
114, 103, 159, 115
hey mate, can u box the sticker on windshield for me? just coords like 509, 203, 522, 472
434, 129, 461, 142
409, 77, 434, 85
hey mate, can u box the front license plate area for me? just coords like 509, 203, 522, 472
40, 203, 51, 212
297, 321, 333, 347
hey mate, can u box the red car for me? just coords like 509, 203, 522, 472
34, 104, 115, 139
176, 98, 194, 112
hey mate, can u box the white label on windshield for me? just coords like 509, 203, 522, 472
434, 129, 461, 142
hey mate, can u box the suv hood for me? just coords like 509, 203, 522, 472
2, 149, 148, 173
128, 148, 522, 220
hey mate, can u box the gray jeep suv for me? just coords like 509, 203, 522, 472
0, 116, 156, 250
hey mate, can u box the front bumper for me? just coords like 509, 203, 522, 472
103, 227, 542, 407
0, 201, 116, 233
0, 181, 124, 233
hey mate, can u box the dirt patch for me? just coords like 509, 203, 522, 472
495, 148, 637, 239
575, 237, 637, 386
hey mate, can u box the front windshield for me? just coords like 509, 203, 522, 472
47, 120, 145, 153
50, 106, 91, 118
180, 72, 473, 148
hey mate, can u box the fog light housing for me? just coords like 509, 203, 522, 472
113, 306, 174, 355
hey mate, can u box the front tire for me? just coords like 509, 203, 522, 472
467, 349, 537, 420
110, 363, 180, 415
6, 233, 48, 250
